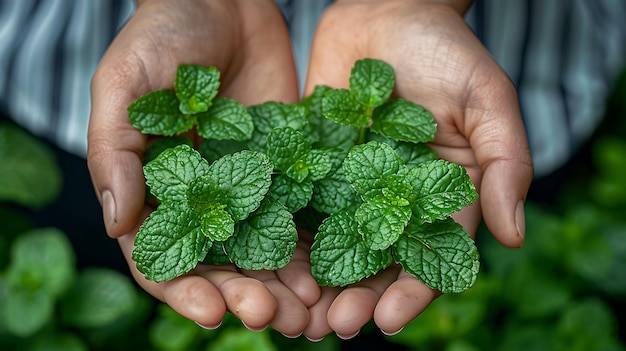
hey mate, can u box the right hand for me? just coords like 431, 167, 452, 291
88, 0, 319, 336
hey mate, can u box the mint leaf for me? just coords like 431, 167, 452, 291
198, 139, 249, 163
349, 58, 395, 108
3, 287, 54, 337
311, 210, 393, 286
0, 123, 62, 208
322, 88, 371, 127
355, 198, 412, 250
196, 98, 253, 141
373, 136, 439, 167
311, 149, 359, 214
393, 219, 479, 293
199, 207, 235, 242
8, 228, 75, 297
302, 84, 331, 121
266, 127, 311, 171
371, 99, 437, 144
143, 144, 209, 203
60, 268, 137, 328
399, 160, 478, 223
128, 89, 195, 136
132, 207, 211, 282
175, 65, 220, 114
343, 141, 403, 196
268, 174, 313, 212
202, 241, 232, 265
205, 150, 273, 221
299, 149, 333, 182
225, 199, 297, 270
248, 101, 308, 151
145, 137, 193, 164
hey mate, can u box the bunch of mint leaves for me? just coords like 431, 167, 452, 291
127, 59, 479, 294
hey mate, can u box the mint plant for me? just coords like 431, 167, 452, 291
128, 58, 480, 293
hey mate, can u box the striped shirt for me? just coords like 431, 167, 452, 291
1, 0, 624, 178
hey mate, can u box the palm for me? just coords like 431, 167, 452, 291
303, 1, 532, 339
89, 0, 318, 336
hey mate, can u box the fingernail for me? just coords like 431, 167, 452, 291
336, 329, 360, 340
195, 320, 221, 330
281, 332, 303, 339
102, 190, 117, 235
381, 326, 404, 336
515, 200, 526, 245
305, 336, 324, 342
241, 321, 267, 332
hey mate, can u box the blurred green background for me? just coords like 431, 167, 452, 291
1, 69, 625, 351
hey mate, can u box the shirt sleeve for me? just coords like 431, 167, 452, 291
466, 0, 626, 177
0, 0, 135, 158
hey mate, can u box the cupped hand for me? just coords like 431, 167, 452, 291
302, 0, 533, 340
87, 0, 319, 337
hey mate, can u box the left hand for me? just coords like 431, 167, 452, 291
301, 0, 533, 340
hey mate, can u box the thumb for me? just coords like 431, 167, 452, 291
466, 77, 534, 248
87, 58, 148, 239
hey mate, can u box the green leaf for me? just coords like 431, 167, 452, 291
196, 98, 254, 141
266, 127, 311, 171
310, 148, 359, 214
349, 58, 395, 108
248, 101, 308, 151
2, 286, 54, 337
29, 334, 89, 351
311, 210, 392, 286
300, 149, 333, 182
202, 241, 232, 265
200, 207, 235, 242
268, 174, 313, 212
206, 150, 273, 220
128, 89, 195, 135
322, 88, 371, 127
393, 219, 479, 293
207, 328, 278, 351
59, 268, 137, 328
149, 304, 202, 351
399, 160, 478, 223
186, 177, 227, 213
144, 136, 193, 164
0, 123, 62, 208
343, 141, 403, 196
175, 64, 220, 114
371, 99, 437, 143
302, 84, 332, 121
355, 198, 412, 250
8, 228, 75, 297
198, 138, 249, 163
225, 199, 297, 270
143, 144, 209, 203
132, 207, 211, 282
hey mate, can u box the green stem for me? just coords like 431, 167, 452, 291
356, 127, 369, 145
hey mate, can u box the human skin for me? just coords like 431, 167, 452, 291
301, 0, 534, 340
88, 0, 533, 342
87, 0, 319, 337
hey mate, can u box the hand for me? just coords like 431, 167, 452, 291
302, 0, 533, 339
87, 0, 319, 337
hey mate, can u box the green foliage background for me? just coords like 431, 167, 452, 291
1, 68, 625, 350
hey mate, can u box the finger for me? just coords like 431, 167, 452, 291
465, 74, 534, 247
194, 265, 278, 330
117, 223, 226, 327
303, 286, 341, 342
275, 232, 320, 307
87, 53, 150, 238
373, 270, 440, 335
327, 265, 401, 338
243, 270, 309, 337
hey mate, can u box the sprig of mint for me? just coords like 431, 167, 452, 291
128, 65, 253, 141
127, 58, 480, 295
